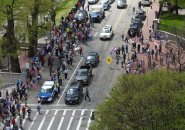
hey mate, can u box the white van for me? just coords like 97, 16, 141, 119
117, 0, 127, 8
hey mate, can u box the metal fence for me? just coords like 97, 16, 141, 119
158, 23, 185, 39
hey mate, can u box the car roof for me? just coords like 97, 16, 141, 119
69, 81, 80, 88
42, 85, 53, 89
43, 81, 54, 86
136, 9, 145, 14
91, 5, 102, 11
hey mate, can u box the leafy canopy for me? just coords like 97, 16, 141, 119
90, 70, 185, 130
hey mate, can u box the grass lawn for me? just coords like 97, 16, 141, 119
56, 0, 78, 25
160, 12, 185, 30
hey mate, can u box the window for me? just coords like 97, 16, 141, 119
41, 88, 52, 93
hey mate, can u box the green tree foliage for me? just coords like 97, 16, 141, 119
0, 0, 21, 72
21, 0, 55, 57
90, 70, 185, 130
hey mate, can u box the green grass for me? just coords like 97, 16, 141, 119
56, 0, 78, 25
160, 12, 185, 30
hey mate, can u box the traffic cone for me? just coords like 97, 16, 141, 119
91, 111, 95, 120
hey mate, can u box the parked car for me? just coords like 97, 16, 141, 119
75, 66, 92, 85
100, 25, 113, 40
131, 18, 143, 27
140, 0, 152, 6
128, 24, 141, 37
90, 5, 105, 22
108, 0, 115, 4
85, 52, 100, 67
74, 9, 88, 23
64, 81, 83, 105
38, 81, 55, 102
117, 0, 127, 8
135, 9, 146, 20
88, 0, 99, 4
98, 0, 110, 11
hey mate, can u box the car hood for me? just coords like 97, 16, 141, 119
86, 59, 96, 63
65, 94, 78, 99
39, 92, 52, 98
75, 75, 87, 80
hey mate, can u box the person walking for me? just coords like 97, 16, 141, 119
64, 68, 68, 79
27, 107, 32, 121
36, 102, 41, 115
22, 105, 26, 119
19, 115, 23, 130
84, 87, 91, 101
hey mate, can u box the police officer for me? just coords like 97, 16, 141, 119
58, 75, 63, 86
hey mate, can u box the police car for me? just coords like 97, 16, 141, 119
38, 81, 55, 102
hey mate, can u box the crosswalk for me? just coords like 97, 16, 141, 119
21, 109, 94, 130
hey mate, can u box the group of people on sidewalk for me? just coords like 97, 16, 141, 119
0, 82, 32, 130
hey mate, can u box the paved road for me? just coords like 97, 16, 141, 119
9, 0, 154, 129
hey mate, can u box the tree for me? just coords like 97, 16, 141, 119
22, 0, 55, 57
159, 0, 185, 15
90, 70, 185, 130
0, 0, 21, 73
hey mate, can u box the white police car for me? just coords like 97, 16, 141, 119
38, 81, 55, 102
99, 25, 113, 40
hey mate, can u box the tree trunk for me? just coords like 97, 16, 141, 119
6, 5, 21, 73
28, 0, 40, 57
175, 0, 179, 15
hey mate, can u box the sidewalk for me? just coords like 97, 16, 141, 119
136, 0, 166, 71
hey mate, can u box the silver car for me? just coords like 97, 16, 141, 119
117, 0, 127, 8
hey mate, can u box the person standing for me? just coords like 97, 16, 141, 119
22, 105, 26, 119
19, 115, 23, 130
64, 68, 68, 79
27, 107, 32, 121
84, 87, 91, 101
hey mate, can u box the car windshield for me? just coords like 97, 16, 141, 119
87, 55, 95, 60
91, 12, 99, 15
77, 70, 87, 76
102, 28, 110, 33
41, 88, 52, 93
67, 88, 78, 95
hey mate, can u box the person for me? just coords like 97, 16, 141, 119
36, 102, 41, 115
64, 68, 68, 79
27, 107, 32, 121
132, 7, 135, 13
19, 115, 23, 129
79, 46, 83, 57
121, 33, 124, 41
84, 87, 91, 101
22, 105, 26, 119
58, 75, 63, 86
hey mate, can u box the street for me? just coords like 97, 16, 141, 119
20, 0, 152, 129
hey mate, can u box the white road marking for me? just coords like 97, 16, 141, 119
57, 109, 67, 130
47, 110, 58, 130
28, 112, 39, 130
76, 109, 85, 130
57, 57, 83, 104
104, 41, 109, 49
38, 110, 49, 130
28, 108, 94, 111
66, 110, 76, 130
94, 32, 97, 37
86, 110, 94, 130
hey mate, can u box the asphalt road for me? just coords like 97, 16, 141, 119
20, 0, 151, 129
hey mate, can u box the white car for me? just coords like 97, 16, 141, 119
100, 25, 113, 40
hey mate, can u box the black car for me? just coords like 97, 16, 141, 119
128, 24, 141, 37
74, 9, 88, 23
64, 81, 83, 105
132, 19, 143, 27
135, 9, 146, 20
85, 52, 100, 67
